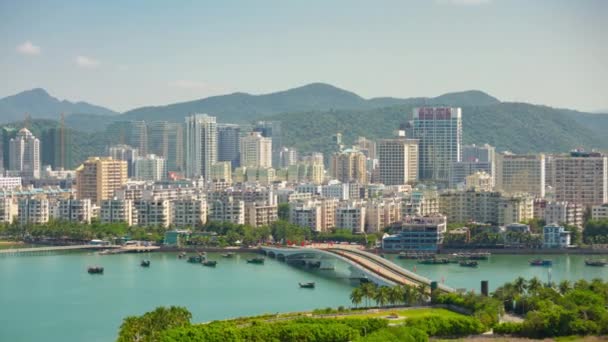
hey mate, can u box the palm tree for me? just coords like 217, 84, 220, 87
388, 286, 404, 307
374, 286, 390, 308
527, 277, 542, 294
416, 284, 430, 304
360, 283, 377, 308
513, 277, 528, 295
558, 280, 571, 295
350, 287, 363, 308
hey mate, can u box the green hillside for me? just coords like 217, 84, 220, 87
271, 102, 607, 156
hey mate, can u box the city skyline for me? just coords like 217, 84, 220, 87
1, 0, 606, 112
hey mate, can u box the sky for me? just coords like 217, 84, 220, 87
0, 0, 606, 112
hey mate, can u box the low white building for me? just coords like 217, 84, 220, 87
133, 199, 171, 227
18, 198, 50, 225
336, 201, 365, 233
54, 199, 92, 224
171, 199, 207, 227
208, 197, 245, 224
0, 177, 22, 190
591, 203, 608, 220
100, 199, 136, 226
543, 224, 571, 248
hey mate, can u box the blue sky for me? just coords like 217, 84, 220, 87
0, 0, 606, 112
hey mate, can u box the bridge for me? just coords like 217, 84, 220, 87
261, 245, 454, 293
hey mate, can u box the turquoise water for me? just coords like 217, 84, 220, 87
0, 252, 606, 341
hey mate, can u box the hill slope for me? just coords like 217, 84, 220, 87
0, 88, 118, 123
270, 102, 607, 155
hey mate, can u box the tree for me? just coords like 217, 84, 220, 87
350, 287, 363, 308
360, 283, 377, 308
558, 280, 571, 295
388, 286, 404, 307
117, 306, 192, 342
278, 203, 290, 220
373, 286, 390, 308
514, 277, 528, 295
527, 277, 543, 294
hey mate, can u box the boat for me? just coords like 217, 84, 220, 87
178, 252, 186, 259
247, 257, 265, 264
319, 266, 335, 271
459, 260, 479, 268
87, 266, 104, 274
299, 282, 315, 289
202, 260, 217, 267
585, 259, 608, 267
468, 252, 491, 260
529, 259, 552, 266
140, 260, 151, 267
221, 252, 235, 258
418, 257, 450, 265
187, 255, 203, 263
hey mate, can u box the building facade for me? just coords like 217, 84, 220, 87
76, 157, 128, 205
185, 114, 217, 180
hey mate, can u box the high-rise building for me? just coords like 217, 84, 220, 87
450, 144, 495, 187
377, 131, 418, 185
108, 144, 139, 177
356, 137, 377, 160
9, 128, 41, 179
330, 149, 367, 184
554, 151, 607, 207
41, 127, 73, 169
210, 162, 232, 183
496, 153, 545, 198
240, 132, 272, 168
76, 157, 128, 205
412, 107, 462, 182
133, 154, 166, 181
185, 114, 217, 180
217, 124, 241, 168
254, 121, 281, 168
166, 123, 184, 172
279, 147, 298, 168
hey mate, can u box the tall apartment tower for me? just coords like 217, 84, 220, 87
240, 132, 272, 168
217, 124, 241, 168
133, 154, 167, 181
108, 144, 139, 177
254, 121, 282, 168
377, 130, 419, 185
330, 149, 367, 184
185, 114, 217, 179
412, 107, 462, 182
496, 153, 545, 198
554, 151, 607, 207
450, 144, 496, 187
76, 157, 128, 205
41, 127, 73, 169
147, 121, 183, 172
9, 128, 41, 179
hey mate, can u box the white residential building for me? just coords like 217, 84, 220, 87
55, 199, 92, 223
240, 132, 272, 168
185, 114, 217, 180
18, 198, 50, 224
100, 199, 136, 226
133, 154, 166, 181
171, 199, 207, 227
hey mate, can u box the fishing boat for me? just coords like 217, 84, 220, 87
187, 255, 203, 263
221, 252, 235, 258
202, 260, 217, 267
299, 282, 315, 289
585, 259, 608, 267
468, 252, 491, 260
247, 257, 265, 264
319, 266, 335, 271
87, 266, 104, 274
529, 259, 552, 266
178, 252, 186, 259
140, 260, 151, 267
459, 260, 479, 268
418, 257, 450, 265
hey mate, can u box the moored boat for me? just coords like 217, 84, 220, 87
202, 260, 217, 267
221, 252, 235, 258
140, 260, 151, 267
87, 266, 104, 274
247, 257, 265, 264
178, 252, 186, 259
299, 282, 315, 288
418, 257, 450, 265
585, 259, 607, 267
459, 260, 479, 268
529, 259, 552, 266
187, 255, 203, 263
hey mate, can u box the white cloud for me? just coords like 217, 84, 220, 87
168, 80, 210, 90
437, 0, 491, 5
75, 55, 100, 69
16, 41, 41, 55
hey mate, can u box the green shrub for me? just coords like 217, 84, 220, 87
493, 322, 523, 335
403, 315, 485, 337
160, 322, 242, 342
358, 326, 428, 342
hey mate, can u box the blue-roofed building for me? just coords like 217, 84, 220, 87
382, 215, 447, 252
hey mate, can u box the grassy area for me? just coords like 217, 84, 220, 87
334, 307, 464, 322
0, 240, 26, 250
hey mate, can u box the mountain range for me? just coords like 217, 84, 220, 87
0, 88, 117, 123
1, 83, 608, 164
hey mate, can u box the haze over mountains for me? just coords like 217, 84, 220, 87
1, 83, 607, 161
